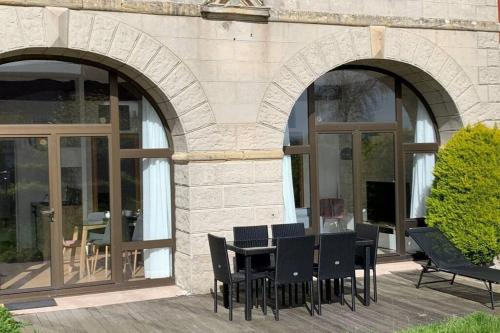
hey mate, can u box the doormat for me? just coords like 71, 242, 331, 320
4, 298, 57, 311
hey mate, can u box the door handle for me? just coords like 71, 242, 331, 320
41, 208, 55, 223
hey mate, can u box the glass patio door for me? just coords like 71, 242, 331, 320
0, 134, 112, 294
0, 137, 53, 291
359, 132, 396, 255
317, 133, 355, 233
58, 135, 111, 285
315, 131, 398, 255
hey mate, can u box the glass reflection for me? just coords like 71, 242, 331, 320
360, 133, 396, 254
285, 90, 308, 146
60, 136, 111, 284
0, 138, 51, 290
122, 247, 172, 281
402, 85, 437, 143
317, 134, 354, 233
121, 158, 172, 242
0, 61, 109, 124
118, 77, 169, 149
315, 70, 395, 123
283, 154, 311, 228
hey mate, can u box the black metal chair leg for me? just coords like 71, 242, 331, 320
450, 273, 456, 285
275, 283, 280, 321
295, 283, 299, 304
214, 279, 218, 313
317, 279, 322, 315
309, 280, 314, 317
262, 279, 267, 315
373, 267, 378, 303
417, 260, 431, 288
255, 280, 259, 308
319, 280, 324, 303
268, 280, 271, 298
351, 276, 356, 312
340, 278, 344, 306
229, 284, 233, 321
489, 281, 495, 310
236, 283, 240, 303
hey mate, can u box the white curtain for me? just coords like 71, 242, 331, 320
283, 126, 297, 224
142, 97, 172, 278
409, 100, 436, 218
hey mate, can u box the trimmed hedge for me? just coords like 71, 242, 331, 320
426, 124, 500, 265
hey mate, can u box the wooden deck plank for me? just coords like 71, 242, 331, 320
15, 271, 500, 333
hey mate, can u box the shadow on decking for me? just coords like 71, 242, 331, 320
392, 270, 500, 309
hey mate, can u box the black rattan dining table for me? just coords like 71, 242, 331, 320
225, 236, 374, 321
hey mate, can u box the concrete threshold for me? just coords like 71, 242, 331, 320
11, 285, 187, 316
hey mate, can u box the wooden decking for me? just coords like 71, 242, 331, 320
17, 270, 500, 333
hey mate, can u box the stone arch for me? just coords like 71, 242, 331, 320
257, 27, 482, 148
0, 6, 217, 153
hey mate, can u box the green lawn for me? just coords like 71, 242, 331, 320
400, 312, 500, 333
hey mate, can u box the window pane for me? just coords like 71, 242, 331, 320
60, 136, 111, 284
317, 134, 354, 233
122, 247, 172, 280
315, 70, 395, 123
0, 138, 51, 290
405, 153, 435, 219
118, 77, 169, 149
402, 85, 436, 143
121, 158, 172, 242
360, 132, 396, 255
285, 90, 308, 146
0, 60, 109, 124
283, 154, 311, 228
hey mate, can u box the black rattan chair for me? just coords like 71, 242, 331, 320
267, 235, 315, 320
271, 223, 305, 241
208, 234, 266, 320
355, 224, 379, 302
271, 223, 306, 304
315, 231, 356, 314
409, 227, 500, 310
233, 226, 271, 304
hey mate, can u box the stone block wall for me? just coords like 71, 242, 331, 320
174, 159, 283, 292
0, 2, 497, 293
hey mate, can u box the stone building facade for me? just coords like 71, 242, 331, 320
0, 0, 497, 295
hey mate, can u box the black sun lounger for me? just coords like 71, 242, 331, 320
408, 227, 500, 309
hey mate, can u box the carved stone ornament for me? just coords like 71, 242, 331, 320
201, 0, 270, 22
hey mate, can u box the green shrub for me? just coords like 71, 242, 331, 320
0, 307, 21, 333
426, 124, 500, 265
400, 312, 500, 333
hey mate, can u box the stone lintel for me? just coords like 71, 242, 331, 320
172, 149, 283, 162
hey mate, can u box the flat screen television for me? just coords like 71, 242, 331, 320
366, 181, 396, 224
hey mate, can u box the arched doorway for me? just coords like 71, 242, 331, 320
283, 66, 439, 257
0, 59, 174, 299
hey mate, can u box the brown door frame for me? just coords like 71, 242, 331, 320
0, 59, 176, 302
286, 65, 440, 258
307, 71, 407, 257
